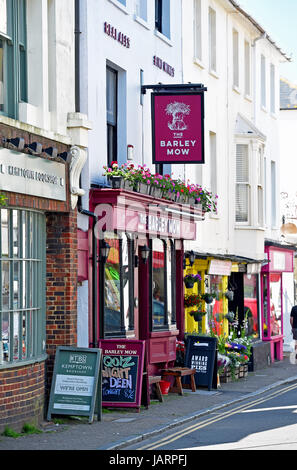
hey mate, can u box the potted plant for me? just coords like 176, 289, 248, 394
190, 309, 206, 322
201, 292, 216, 304
184, 294, 203, 308
184, 273, 202, 289
224, 289, 234, 301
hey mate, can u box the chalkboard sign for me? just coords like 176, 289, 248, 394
47, 346, 102, 423
185, 336, 217, 391
98, 339, 145, 409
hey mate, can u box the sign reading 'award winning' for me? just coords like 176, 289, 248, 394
152, 92, 205, 164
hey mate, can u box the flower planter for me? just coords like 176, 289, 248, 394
123, 179, 135, 191
239, 364, 248, 378
150, 185, 163, 199
219, 366, 232, 383
138, 182, 150, 195
224, 290, 234, 301
108, 175, 124, 189
188, 197, 196, 206
184, 279, 196, 289
202, 293, 214, 304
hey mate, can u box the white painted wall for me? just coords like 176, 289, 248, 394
182, 0, 285, 261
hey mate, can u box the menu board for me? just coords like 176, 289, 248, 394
98, 339, 145, 409
185, 336, 217, 391
47, 347, 102, 423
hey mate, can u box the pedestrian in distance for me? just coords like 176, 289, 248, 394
290, 304, 297, 357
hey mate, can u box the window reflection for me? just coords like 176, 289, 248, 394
152, 239, 165, 327
270, 274, 282, 336
243, 274, 259, 339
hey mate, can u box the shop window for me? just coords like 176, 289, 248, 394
205, 275, 223, 335
263, 273, 269, 337
269, 273, 282, 337
150, 238, 176, 330
243, 274, 260, 339
0, 209, 46, 364
103, 234, 134, 336
0, 0, 27, 119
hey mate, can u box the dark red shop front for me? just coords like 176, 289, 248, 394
83, 188, 200, 376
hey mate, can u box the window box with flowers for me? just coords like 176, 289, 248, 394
102, 163, 218, 214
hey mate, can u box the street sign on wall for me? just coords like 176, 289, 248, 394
47, 347, 102, 423
152, 91, 205, 164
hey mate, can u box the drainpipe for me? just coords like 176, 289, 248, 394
78, 207, 98, 348
251, 33, 267, 126
75, 0, 81, 113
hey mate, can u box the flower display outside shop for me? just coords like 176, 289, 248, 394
102, 162, 218, 213
184, 293, 203, 308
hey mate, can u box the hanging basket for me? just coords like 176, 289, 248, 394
184, 278, 196, 289
224, 290, 234, 301
190, 311, 206, 322
202, 293, 215, 304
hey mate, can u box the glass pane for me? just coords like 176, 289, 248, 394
2, 311, 9, 362
13, 261, 19, 309
1, 209, 9, 257
2, 260, 9, 309
12, 210, 19, 257
263, 274, 269, 337
244, 274, 259, 339
152, 239, 165, 327
104, 237, 121, 333
166, 240, 172, 323
270, 274, 282, 336
0, 39, 4, 111
0, 1, 7, 34
13, 311, 19, 360
106, 68, 117, 125
207, 275, 223, 335
122, 236, 130, 331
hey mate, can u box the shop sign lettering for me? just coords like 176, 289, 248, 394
104, 21, 130, 48
153, 55, 175, 77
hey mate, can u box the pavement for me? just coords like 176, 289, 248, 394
1, 352, 297, 451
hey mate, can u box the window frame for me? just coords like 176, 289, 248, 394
0, 0, 27, 119
235, 143, 250, 225
0, 208, 46, 367
208, 6, 217, 73
149, 238, 176, 331
106, 66, 118, 166
101, 233, 135, 338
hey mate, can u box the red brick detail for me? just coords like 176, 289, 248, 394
45, 210, 78, 388
0, 362, 45, 433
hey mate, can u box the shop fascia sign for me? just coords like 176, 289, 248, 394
141, 83, 207, 165
0, 147, 66, 201
208, 259, 232, 276
138, 212, 180, 237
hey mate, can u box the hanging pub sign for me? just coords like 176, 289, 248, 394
150, 85, 206, 165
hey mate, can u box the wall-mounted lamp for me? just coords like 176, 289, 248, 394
99, 240, 110, 264
189, 250, 195, 266
183, 250, 196, 270
3, 137, 25, 151
25, 142, 43, 155
140, 245, 150, 264
44, 147, 58, 159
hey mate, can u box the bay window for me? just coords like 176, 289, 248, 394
0, 209, 46, 365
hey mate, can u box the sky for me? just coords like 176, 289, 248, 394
238, 0, 297, 84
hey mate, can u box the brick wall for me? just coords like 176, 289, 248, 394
45, 210, 78, 390
0, 122, 78, 431
0, 362, 45, 432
